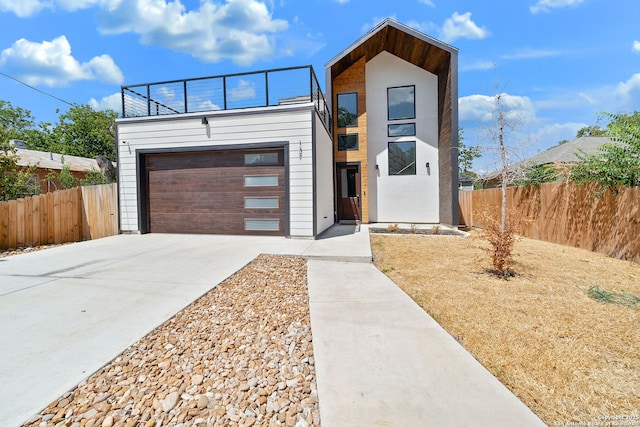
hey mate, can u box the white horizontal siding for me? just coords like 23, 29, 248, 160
117, 107, 315, 236
314, 113, 335, 234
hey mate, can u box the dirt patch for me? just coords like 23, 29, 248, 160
370, 231, 640, 426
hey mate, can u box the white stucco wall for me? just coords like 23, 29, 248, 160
314, 115, 335, 235
366, 51, 440, 223
116, 105, 318, 237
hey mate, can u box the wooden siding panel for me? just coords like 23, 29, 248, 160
333, 57, 370, 223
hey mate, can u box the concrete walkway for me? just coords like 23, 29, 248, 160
308, 259, 545, 426
0, 225, 544, 426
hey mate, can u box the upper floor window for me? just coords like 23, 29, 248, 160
337, 92, 358, 127
388, 123, 416, 137
387, 86, 415, 121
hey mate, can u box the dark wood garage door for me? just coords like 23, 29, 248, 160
145, 149, 286, 235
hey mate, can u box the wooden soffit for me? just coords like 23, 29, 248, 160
328, 21, 454, 80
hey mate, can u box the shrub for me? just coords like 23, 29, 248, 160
479, 210, 518, 278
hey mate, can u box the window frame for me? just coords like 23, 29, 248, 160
244, 219, 280, 231
244, 175, 279, 187
388, 140, 417, 176
244, 152, 280, 166
244, 196, 280, 209
387, 123, 416, 137
336, 92, 358, 128
387, 85, 416, 121
338, 133, 359, 151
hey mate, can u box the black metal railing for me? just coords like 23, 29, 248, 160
121, 65, 331, 133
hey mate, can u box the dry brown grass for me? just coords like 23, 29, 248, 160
370, 231, 640, 426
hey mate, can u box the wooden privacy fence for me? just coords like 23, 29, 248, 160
0, 183, 118, 250
460, 182, 640, 263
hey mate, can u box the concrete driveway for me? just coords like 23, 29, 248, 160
1, 229, 544, 427
0, 233, 338, 427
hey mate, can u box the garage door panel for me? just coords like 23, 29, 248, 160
148, 169, 284, 192
146, 149, 286, 235
150, 213, 286, 235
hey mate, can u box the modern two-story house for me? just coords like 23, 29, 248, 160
116, 19, 459, 238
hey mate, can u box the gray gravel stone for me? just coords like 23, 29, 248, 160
21, 255, 319, 427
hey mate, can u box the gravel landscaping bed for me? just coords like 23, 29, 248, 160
369, 227, 465, 236
23, 255, 319, 427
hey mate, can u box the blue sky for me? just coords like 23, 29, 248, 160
0, 0, 639, 171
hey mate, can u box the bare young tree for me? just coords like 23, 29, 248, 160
480, 83, 531, 276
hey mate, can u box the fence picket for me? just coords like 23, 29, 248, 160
462, 182, 640, 263
0, 183, 118, 251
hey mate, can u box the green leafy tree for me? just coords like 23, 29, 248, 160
46, 164, 78, 190
515, 164, 557, 186
79, 168, 112, 186
576, 125, 606, 138
0, 100, 36, 140
570, 111, 640, 196
52, 104, 117, 161
458, 127, 480, 176
0, 135, 39, 200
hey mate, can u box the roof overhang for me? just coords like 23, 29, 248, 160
325, 18, 458, 79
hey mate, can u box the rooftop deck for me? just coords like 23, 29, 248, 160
121, 65, 331, 132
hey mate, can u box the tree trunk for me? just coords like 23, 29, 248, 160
497, 95, 507, 237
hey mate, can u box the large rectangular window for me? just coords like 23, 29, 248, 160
337, 92, 358, 127
338, 134, 358, 151
387, 86, 415, 121
388, 141, 416, 175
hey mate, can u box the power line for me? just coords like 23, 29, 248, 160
0, 71, 74, 106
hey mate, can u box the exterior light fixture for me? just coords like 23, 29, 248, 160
201, 117, 208, 125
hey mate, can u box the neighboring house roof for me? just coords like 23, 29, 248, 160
524, 136, 613, 166
479, 136, 614, 183
16, 148, 99, 172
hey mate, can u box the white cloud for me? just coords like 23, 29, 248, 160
502, 48, 565, 60
633, 40, 640, 54
576, 73, 640, 112
1, 0, 289, 66
461, 60, 495, 72
440, 12, 489, 43
530, 122, 586, 149
459, 93, 535, 123
228, 79, 256, 101
55, 0, 104, 11
0, 35, 124, 86
614, 73, 640, 106
0, 0, 52, 17
89, 92, 122, 113
530, 0, 584, 14
334, 0, 349, 3
418, 0, 435, 7
95, 0, 289, 66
